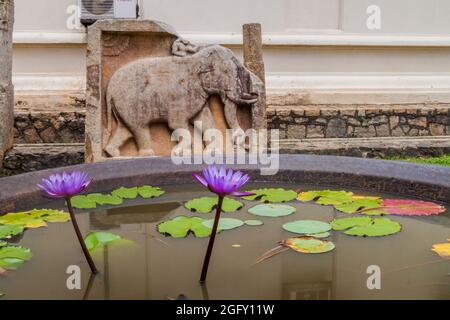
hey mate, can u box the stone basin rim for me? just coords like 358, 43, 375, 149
1, 154, 450, 213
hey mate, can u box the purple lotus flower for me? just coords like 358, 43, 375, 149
194, 165, 252, 197
37, 171, 92, 199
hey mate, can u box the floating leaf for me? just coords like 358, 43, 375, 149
432, 240, 450, 258
185, 197, 243, 213
29, 209, 70, 223
0, 225, 24, 239
71, 195, 97, 209
86, 193, 123, 206
248, 204, 296, 217
282, 220, 331, 235
331, 216, 372, 230
202, 218, 244, 231
331, 216, 401, 237
137, 186, 165, 199
298, 190, 354, 205
371, 199, 446, 216
157, 216, 214, 238
0, 212, 47, 229
243, 188, 297, 203
282, 237, 335, 254
0, 246, 32, 270
334, 196, 382, 214
84, 232, 128, 252
306, 232, 330, 238
111, 187, 139, 199
244, 220, 264, 226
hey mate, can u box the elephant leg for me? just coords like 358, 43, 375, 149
105, 121, 133, 157
131, 126, 155, 157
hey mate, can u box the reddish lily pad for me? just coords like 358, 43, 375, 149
373, 199, 446, 216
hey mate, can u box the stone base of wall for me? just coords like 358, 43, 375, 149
1, 143, 84, 176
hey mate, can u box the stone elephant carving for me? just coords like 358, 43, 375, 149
104, 44, 265, 157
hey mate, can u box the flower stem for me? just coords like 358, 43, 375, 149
66, 198, 98, 274
200, 195, 224, 283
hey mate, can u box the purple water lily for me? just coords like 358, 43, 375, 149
37, 171, 97, 274
194, 165, 252, 197
38, 171, 92, 199
194, 165, 252, 283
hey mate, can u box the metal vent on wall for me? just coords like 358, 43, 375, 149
81, 0, 114, 18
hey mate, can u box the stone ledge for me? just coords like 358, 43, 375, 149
279, 136, 450, 158
1, 143, 84, 176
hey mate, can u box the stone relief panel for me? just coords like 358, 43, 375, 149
86, 20, 265, 162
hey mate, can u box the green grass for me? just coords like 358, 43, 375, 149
388, 154, 450, 167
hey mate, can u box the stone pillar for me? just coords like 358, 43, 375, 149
0, 0, 14, 167
243, 23, 265, 83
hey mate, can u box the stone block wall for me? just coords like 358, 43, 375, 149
268, 105, 450, 139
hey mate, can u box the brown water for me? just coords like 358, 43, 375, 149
1, 184, 449, 300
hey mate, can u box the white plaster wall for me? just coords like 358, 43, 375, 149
9, 0, 450, 102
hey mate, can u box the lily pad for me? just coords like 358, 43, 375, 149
334, 196, 382, 214
432, 239, 450, 258
137, 186, 165, 199
71, 195, 97, 209
282, 237, 335, 254
0, 246, 32, 270
185, 197, 243, 213
86, 193, 123, 206
202, 218, 244, 231
374, 199, 446, 216
243, 188, 297, 203
244, 220, 264, 226
157, 216, 213, 238
305, 232, 330, 239
331, 216, 372, 230
0, 225, 24, 239
29, 209, 70, 223
282, 220, 331, 235
84, 232, 128, 252
0, 212, 46, 228
248, 204, 296, 217
298, 190, 354, 205
111, 187, 139, 199
331, 216, 401, 237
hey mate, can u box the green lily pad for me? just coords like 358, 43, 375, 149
137, 186, 165, 199
202, 218, 244, 231
86, 193, 123, 206
0, 241, 7, 247
248, 204, 296, 217
0, 225, 24, 239
84, 232, 129, 252
157, 216, 214, 238
244, 220, 264, 226
111, 187, 139, 199
0, 212, 46, 228
243, 188, 297, 203
331, 216, 372, 230
282, 220, 331, 235
185, 197, 243, 213
298, 190, 354, 205
71, 195, 97, 209
305, 232, 330, 238
29, 209, 70, 223
282, 237, 335, 254
331, 216, 401, 237
334, 196, 382, 214
0, 246, 32, 270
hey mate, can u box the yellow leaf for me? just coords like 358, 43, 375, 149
432, 241, 450, 258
